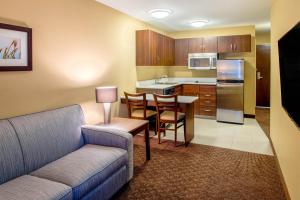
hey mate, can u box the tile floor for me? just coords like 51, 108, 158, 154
156, 117, 274, 156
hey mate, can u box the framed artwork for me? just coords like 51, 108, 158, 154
0, 23, 32, 71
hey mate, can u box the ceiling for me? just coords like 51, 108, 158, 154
96, 0, 271, 32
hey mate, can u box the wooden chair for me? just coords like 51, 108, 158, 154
153, 94, 186, 147
124, 92, 157, 135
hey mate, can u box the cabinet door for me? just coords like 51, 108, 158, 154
136, 30, 150, 66
175, 85, 182, 95
188, 38, 203, 53
175, 39, 189, 66
217, 36, 233, 53
149, 31, 164, 66
232, 35, 251, 52
169, 38, 175, 65
163, 36, 175, 66
202, 36, 218, 53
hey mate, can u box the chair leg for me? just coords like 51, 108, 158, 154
158, 131, 161, 144
158, 122, 161, 144
184, 118, 187, 147
163, 123, 166, 137
174, 128, 177, 147
154, 117, 157, 136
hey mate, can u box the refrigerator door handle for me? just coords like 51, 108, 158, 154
217, 83, 244, 87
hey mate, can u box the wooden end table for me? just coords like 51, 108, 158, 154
98, 117, 150, 160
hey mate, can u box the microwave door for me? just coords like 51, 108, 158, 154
189, 57, 211, 70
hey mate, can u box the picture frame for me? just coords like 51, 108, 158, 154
0, 23, 32, 71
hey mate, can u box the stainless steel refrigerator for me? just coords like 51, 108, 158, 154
216, 59, 244, 124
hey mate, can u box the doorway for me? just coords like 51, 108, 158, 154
256, 44, 271, 107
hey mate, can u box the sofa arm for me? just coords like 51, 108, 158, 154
81, 125, 133, 180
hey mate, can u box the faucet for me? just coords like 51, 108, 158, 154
155, 75, 168, 84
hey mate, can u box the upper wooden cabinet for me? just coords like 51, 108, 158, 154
175, 39, 189, 66
189, 37, 218, 53
217, 35, 251, 53
149, 30, 164, 65
202, 37, 218, 53
188, 37, 218, 53
136, 30, 252, 66
163, 36, 175, 66
136, 30, 174, 66
188, 38, 203, 53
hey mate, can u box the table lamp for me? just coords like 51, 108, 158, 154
95, 86, 118, 124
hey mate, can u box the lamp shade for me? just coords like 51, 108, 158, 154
95, 86, 118, 103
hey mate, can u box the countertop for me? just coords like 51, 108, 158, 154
120, 94, 198, 104
136, 78, 217, 90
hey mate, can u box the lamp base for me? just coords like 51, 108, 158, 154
103, 103, 111, 124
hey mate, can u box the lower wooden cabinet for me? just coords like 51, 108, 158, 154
174, 85, 182, 95
199, 85, 217, 117
182, 84, 216, 117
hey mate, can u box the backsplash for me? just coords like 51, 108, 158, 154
167, 67, 217, 78
136, 66, 217, 81
136, 66, 169, 81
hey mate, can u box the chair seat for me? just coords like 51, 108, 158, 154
31, 144, 128, 200
131, 109, 156, 118
160, 111, 185, 121
0, 175, 72, 200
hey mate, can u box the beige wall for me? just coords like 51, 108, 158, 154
256, 31, 271, 45
271, 0, 300, 199
0, 0, 157, 123
167, 26, 257, 115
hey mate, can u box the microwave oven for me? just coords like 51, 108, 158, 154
188, 53, 218, 70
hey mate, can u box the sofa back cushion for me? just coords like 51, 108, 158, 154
0, 120, 25, 184
9, 105, 85, 173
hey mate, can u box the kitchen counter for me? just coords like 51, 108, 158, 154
136, 78, 217, 90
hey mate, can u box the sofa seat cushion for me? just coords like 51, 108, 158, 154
0, 175, 72, 200
31, 144, 128, 200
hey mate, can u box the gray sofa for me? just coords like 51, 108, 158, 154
0, 105, 133, 200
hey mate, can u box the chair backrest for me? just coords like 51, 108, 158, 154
8, 105, 85, 173
153, 94, 178, 122
124, 92, 147, 119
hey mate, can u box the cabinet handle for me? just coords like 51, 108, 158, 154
230, 44, 233, 50
234, 44, 237, 51
205, 94, 211, 97
205, 100, 211, 104
204, 109, 212, 112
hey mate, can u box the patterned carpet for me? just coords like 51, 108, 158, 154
114, 138, 286, 200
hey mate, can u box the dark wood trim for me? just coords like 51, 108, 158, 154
244, 114, 255, 118
268, 137, 291, 200
130, 122, 150, 161
0, 23, 32, 71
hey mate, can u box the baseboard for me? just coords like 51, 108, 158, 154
269, 137, 291, 200
244, 114, 255, 118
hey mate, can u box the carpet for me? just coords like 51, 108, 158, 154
114, 141, 286, 200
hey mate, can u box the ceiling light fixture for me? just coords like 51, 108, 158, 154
148, 9, 172, 19
190, 19, 209, 27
